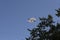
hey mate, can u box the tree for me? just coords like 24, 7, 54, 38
26, 8, 60, 40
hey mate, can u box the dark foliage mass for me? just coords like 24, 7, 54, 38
26, 8, 60, 40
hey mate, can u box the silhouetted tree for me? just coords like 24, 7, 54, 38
56, 8, 60, 17
26, 8, 60, 40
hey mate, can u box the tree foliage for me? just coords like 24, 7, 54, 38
26, 8, 60, 40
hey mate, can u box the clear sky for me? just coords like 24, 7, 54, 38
0, 0, 60, 40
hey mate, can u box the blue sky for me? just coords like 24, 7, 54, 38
0, 0, 60, 40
